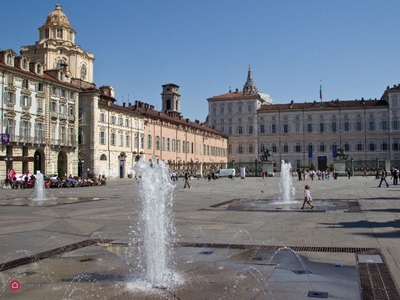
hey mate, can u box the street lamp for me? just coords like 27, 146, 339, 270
351, 156, 354, 176
190, 159, 194, 175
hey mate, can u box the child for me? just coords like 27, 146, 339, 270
301, 185, 314, 209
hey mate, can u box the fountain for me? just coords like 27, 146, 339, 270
133, 158, 179, 288
33, 171, 45, 202
279, 160, 296, 203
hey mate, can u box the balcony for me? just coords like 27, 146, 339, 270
68, 115, 75, 122
59, 113, 68, 120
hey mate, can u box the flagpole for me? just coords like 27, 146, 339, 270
319, 80, 322, 102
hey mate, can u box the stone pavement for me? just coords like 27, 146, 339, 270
0, 175, 399, 299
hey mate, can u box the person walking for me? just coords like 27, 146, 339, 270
378, 168, 389, 188
301, 185, 314, 209
184, 170, 191, 189
231, 170, 235, 180
392, 167, 398, 185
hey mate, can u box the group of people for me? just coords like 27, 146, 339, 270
376, 167, 399, 187
296, 169, 338, 181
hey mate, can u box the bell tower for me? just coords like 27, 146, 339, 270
161, 83, 181, 117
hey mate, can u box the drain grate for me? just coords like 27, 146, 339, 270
177, 242, 377, 253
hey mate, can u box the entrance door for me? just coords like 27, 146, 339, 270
318, 156, 327, 171
119, 160, 125, 178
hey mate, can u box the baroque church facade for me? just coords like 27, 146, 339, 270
208, 69, 400, 172
0, 4, 227, 180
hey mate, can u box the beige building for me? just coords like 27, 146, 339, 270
80, 84, 228, 179
208, 69, 400, 171
0, 49, 80, 179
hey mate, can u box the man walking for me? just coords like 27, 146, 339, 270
184, 170, 191, 189
378, 168, 389, 188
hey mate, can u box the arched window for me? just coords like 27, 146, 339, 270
100, 154, 107, 161
80, 64, 87, 80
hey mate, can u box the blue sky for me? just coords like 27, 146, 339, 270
2, 1, 400, 122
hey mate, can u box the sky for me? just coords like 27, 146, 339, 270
2, 0, 400, 122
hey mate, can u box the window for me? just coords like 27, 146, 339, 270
381, 121, 387, 130
162, 137, 166, 151
295, 124, 300, 132
238, 126, 243, 134
295, 142, 301, 152
248, 125, 253, 134
23, 78, 29, 89
100, 131, 106, 144
283, 124, 289, 133
228, 144, 232, 154
167, 138, 170, 151
5, 92, 15, 104
156, 136, 160, 150
238, 144, 243, 153
220, 106, 224, 114
307, 123, 312, 132
111, 115, 116, 124
319, 143, 325, 152
35, 122, 44, 142
141, 136, 144, 149
260, 124, 265, 133
119, 134, 124, 147
238, 106, 242, 113
357, 141, 363, 151
37, 64, 42, 74
100, 113, 106, 122
332, 122, 337, 132
147, 135, 152, 149
56, 28, 63, 39
126, 119, 130, 127
249, 143, 253, 153
393, 141, 399, 151
382, 141, 388, 151
392, 121, 399, 130
272, 124, 277, 133
100, 154, 107, 161
228, 106, 232, 113
111, 133, 116, 146
283, 143, 289, 153
20, 121, 30, 139
272, 143, 277, 153
119, 117, 123, 126
369, 142, 375, 151
177, 140, 181, 152
228, 126, 232, 134
172, 139, 176, 152
80, 65, 87, 80
369, 122, 375, 131
248, 105, 252, 112
319, 123, 324, 132
344, 122, 350, 131
20, 95, 31, 107
345, 142, 350, 152
22, 59, 27, 70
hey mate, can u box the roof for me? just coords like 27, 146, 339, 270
258, 99, 388, 112
207, 91, 262, 101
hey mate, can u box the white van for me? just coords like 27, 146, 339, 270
215, 169, 235, 178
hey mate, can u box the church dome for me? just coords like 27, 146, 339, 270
45, 4, 70, 26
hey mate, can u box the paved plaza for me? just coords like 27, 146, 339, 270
0, 174, 399, 299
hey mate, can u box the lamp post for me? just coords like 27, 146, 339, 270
254, 158, 258, 177
190, 159, 194, 176
351, 156, 354, 177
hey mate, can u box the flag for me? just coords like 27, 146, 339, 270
319, 84, 322, 101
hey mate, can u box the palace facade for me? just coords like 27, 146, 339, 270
208, 69, 400, 171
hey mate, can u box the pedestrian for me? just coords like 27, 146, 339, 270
184, 170, 191, 189
231, 170, 235, 180
378, 168, 389, 188
347, 169, 351, 179
301, 185, 314, 209
392, 167, 398, 185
